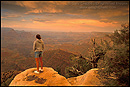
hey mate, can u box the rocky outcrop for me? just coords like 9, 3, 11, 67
9, 67, 104, 86
9, 67, 71, 86
67, 68, 104, 86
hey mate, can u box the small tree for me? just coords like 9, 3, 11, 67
65, 55, 92, 78
89, 38, 107, 68
55, 66, 61, 75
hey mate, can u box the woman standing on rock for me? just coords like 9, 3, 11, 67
33, 34, 44, 74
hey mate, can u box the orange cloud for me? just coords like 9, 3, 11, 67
99, 19, 119, 24
40, 19, 117, 27
2, 1, 129, 19
16, 1, 37, 8
21, 19, 26, 21
2, 18, 120, 32
25, 8, 62, 14
2, 1, 127, 32
16, 1, 68, 8
16, 1, 64, 14
98, 10, 129, 18
2, 14, 22, 18
1, 16, 6, 19
25, 9, 42, 14
30, 18, 119, 32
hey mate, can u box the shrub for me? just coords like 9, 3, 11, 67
65, 56, 92, 78
97, 24, 129, 86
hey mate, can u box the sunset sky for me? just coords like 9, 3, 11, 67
1, 1, 129, 32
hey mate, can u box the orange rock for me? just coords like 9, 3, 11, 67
67, 68, 104, 86
9, 67, 71, 86
10, 67, 104, 86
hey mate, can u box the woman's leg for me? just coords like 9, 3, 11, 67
39, 57, 43, 69
35, 58, 39, 72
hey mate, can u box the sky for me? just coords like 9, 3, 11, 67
1, 1, 129, 32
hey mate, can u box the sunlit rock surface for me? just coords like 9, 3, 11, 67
10, 67, 104, 86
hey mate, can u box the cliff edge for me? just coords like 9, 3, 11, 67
9, 67, 104, 86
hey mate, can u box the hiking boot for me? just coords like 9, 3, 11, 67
34, 70, 40, 74
39, 68, 43, 72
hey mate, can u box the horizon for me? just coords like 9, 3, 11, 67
1, 1, 129, 32
1, 27, 113, 33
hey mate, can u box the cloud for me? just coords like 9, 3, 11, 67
2, 1, 129, 18
1, 16, 6, 19
2, 17, 120, 32
98, 10, 128, 18
30, 18, 119, 32
25, 8, 62, 14
21, 19, 26, 21
99, 19, 119, 24
25, 9, 43, 14
32, 18, 118, 28
100, 19, 113, 23
16, 1, 37, 8
2, 14, 23, 18
16, 1, 68, 9
1, 1, 129, 32
1, 1, 28, 13
32, 18, 51, 23
15, 1, 65, 14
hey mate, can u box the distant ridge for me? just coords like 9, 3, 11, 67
1, 27, 14, 32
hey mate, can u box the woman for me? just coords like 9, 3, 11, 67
33, 34, 44, 74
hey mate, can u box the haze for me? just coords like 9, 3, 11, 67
1, 1, 129, 32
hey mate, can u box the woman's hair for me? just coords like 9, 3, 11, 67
36, 34, 41, 39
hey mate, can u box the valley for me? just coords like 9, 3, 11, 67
1, 27, 111, 72
1, 27, 112, 85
